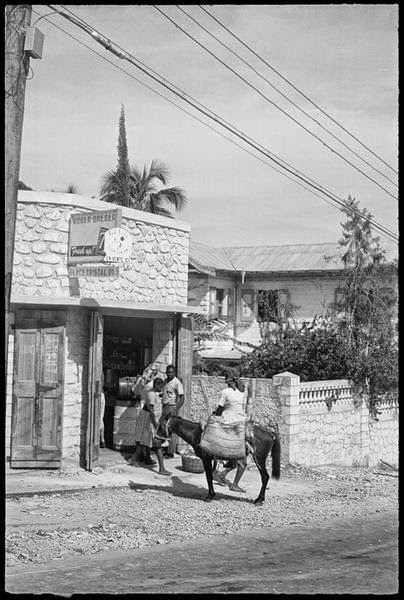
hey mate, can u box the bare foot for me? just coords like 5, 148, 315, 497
130, 460, 142, 467
228, 483, 246, 493
212, 472, 227, 486
158, 469, 171, 476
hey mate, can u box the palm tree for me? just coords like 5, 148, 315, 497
100, 159, 187, 218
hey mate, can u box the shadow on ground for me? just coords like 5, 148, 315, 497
127, 476, 253, 504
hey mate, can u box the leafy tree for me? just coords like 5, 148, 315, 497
100, 108, 187, 217
101, 104, 131, 207
332, 196, 398, 416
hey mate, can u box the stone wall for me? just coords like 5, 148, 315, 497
367, 400, 399, 467
152, 318, 175, 376
12, 192, 189, 306
63, 308, 90, 467
191, 375, 281, 429
191, 374, 399, 468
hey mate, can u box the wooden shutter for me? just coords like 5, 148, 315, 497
36, 327, 64, 461
11, 330, 38, 463
227, 288, 235, 319
209, 287, 217, 316
278, 289, 289, 320
241, 289, 254, 320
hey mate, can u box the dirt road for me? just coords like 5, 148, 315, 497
6, 462, 398, 590
6, 510, 398, 594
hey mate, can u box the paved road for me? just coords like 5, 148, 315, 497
6, 511, 398, 595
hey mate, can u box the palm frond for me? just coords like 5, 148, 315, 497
155, 186, 187, 211
149, 194, 173, 218
149, 159, 170, 185
130, 163, 142, 182
99, 169, 119, 197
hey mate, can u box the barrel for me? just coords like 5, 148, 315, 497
113, 399, 139, 451
118, 376, 138, 399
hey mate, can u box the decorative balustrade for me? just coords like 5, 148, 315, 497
299, 379, 352, 411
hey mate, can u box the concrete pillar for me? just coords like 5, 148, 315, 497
273, 371, 300, 464
359, 397, 370, 467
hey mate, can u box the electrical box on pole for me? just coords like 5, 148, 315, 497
24, 27, 45, 59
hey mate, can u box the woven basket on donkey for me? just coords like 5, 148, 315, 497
199, 416, 246, 459
181, 454, 204, 473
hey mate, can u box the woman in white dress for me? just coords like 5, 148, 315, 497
211, 375, 248, 492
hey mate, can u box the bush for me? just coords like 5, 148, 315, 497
239, 318, 351, 381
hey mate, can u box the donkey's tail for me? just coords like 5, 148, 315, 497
271, 434, 281, 480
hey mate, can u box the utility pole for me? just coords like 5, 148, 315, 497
5, 5, 32, 369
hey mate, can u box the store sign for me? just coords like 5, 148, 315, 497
103, 227, 133, 263
68, 208, 121, 265
68, 265, 120, 277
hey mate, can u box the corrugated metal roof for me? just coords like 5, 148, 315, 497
223, 243, 343, 272
189, 241, 235, 272
189, 241, 397, 273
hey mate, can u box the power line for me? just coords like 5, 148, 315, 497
45, 5, 398, 242
52, 5, 343, 196
153, 5, 397, 201
174, 4, 397, 190
198, 4, 398, 177
56, 5, 396, 207
32, 9, 342, 214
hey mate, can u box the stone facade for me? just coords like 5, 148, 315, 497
13, 191, 189, 305
191, 374, 399, 468
7, 192, 194, 468
63, 308, 91, 467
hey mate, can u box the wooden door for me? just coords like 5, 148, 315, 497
86, 311, 103, 470
11, 326, 64, 468
176, 315, 193, 453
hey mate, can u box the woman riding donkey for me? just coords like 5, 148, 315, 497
210, 374, 250, 493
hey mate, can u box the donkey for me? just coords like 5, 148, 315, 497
157, 415, 281, 504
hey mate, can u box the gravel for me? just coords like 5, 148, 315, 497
6, 466, 398, 568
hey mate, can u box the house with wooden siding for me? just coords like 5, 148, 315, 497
188, 240, 397, 361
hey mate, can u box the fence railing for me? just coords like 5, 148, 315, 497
299, 379, 352, 409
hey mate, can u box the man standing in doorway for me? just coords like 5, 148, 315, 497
162, 364, 184, 458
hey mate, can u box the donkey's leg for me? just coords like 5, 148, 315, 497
252, 443, 270, 505
202, 456, 215, 502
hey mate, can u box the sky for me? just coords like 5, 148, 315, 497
20, 4, 398, 249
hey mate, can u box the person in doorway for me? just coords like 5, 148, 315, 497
130, 377, 171, 476
211, 375, 248, 493
131, 363, 159, 465
162, 364, 184, 458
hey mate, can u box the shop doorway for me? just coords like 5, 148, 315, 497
101, 315, 153, 452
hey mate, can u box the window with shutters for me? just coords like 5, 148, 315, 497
209, 287, 226, 317
241, 290, 254, 321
